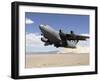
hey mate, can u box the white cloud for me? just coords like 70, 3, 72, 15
80, 34, 90, 37
26, 33, 59, 53
25, 18, 34, 24
78, 33, 90, 47
78, 39, 90, 47
26, 33, 43, 46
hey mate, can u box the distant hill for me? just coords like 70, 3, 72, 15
26, 46, 89, 54
26, 50, 59, 54
57, 46, 90, 54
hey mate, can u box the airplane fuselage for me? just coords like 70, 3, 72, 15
39, 24, 61, 43
39, 24, 89, 48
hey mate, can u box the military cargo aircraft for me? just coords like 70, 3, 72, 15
39, 24, 89, 48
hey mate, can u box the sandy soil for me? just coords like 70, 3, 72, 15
25, 53, 89, 68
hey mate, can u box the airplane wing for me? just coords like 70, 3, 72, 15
66, 34, 89, 40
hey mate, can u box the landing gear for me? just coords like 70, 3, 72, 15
54, 44, 59, 48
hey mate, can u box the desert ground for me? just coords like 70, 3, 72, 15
25, 46, 89, 68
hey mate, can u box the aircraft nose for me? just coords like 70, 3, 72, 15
39, 24, 44, 30
39, 24, 46, 33
39, 24, 44, 27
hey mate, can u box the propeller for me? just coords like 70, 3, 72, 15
70, 30, 74, 35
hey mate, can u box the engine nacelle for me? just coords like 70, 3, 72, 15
41, 37, 48, 42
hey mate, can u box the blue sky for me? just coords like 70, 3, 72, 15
25, 12, 89, 34
25, 12, 89, 53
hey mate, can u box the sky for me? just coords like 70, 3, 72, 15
25, 12, 89, 53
